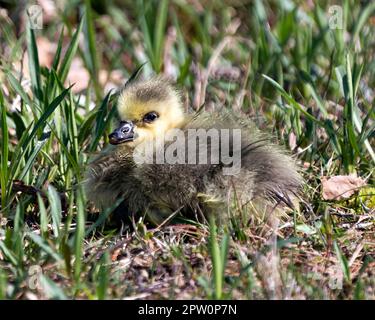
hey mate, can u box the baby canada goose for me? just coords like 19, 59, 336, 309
84, 76, 302, 226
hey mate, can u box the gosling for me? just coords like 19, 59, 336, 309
84, 76, 302, 225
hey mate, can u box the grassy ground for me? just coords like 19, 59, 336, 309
0, 0, 374, 300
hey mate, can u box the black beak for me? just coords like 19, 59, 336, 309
109, 121, 135, 145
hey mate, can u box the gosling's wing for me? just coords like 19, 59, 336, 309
242, 142, 302, 207
186, 110, 302, 205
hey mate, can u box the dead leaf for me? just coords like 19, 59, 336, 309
322, 175, 366, 200
111, 248, 121, 262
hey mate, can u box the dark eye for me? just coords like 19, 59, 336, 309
143, 112, 159, 123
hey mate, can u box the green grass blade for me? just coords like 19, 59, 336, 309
352, 2, 375, 42
27, 232, 63, 263
209, 215, 223, 299
18, 137, 49, 181
58, 17, 84, 83
37, 193, 49, 238
23, 86, 72, 155
52, 27, 65, 71
262, 74, 323, 125
40, 275, 67, 299
8, 86, 72, 184
74, 186, 86, 283
84, 0, 99, 78
124, 62, 147, 89
0, 89, 9, 209
153, 0, 169, 71
89, 90, 115, 152
47, 185, 62, 239
96, 252, 109, 299
25, 21, 42, 100
334, 241, 351, 283
0, 240, 18, 266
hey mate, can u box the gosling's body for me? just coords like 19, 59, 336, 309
85, 77, 301, 225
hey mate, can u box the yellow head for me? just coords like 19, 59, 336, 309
109, 76, 186, 147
